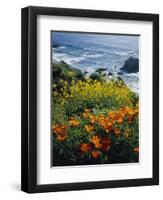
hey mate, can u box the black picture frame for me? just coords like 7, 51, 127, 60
21, 6, 159, 193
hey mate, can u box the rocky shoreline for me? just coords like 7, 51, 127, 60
52, 56, 139, 92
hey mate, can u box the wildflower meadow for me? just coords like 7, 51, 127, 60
51, 62, 139, 166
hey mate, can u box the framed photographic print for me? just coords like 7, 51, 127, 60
21, 6, 159, 193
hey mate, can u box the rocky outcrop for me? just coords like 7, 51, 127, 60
121, 57, 139, 73
52, 60, 85, 87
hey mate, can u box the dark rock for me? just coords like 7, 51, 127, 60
52, 44, 60, 48
96, 68, 107, 73
117, 71, 123, 75
108, 72, 113, 76
121, 57, 139, 73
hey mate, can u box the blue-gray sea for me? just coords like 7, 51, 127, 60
52, 32, 139, 93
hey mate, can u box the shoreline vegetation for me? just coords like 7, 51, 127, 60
52, 58, 139, 166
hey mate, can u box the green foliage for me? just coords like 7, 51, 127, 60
89, 72, 104, 82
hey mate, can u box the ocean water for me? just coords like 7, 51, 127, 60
52, 32, 139, 93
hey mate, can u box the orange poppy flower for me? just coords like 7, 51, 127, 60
69, 119, 80, 127
105, 122, 113, 133
89, 115, 97, 124
98, 119, 106, 127
85, 125, 94, 133
118, 111, 125, 118
53, 124, 68, 135
83, 112, 89, 119
128, 116, 133, 123
53, 124, 68, 141
80, 143, 92, 152
117, 118, 123, 124
119, 107, 127, 113
110, 112, 124, 123
124, 129, 131, 138
57, 134, 67, 141
128, 109, 135, 116
114, 128, 121, 136
98, 114, 105, 120
91, 135, 102, 148
83, 109, 91, 119
112, 113, 120, 121
91, 150, 100, 159
108, 111, 116, 119
101, 137, 111, 151
133, 147, 139, 153
94, 142, 102, 149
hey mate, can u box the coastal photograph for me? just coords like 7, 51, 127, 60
51, 31, 139, 167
